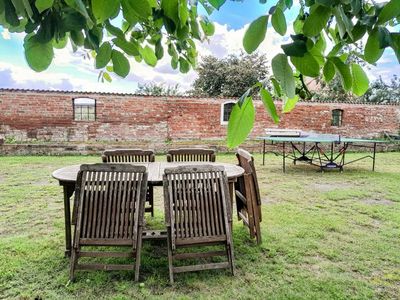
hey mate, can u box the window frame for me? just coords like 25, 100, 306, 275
72, 97, 96, 122
331, 109, 343, 127
220, 101, 236, 125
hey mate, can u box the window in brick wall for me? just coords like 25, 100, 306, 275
221, 101, 236, 125
331, 109, 343, 126
73, 98, 96, 121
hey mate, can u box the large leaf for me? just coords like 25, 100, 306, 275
290, 52, 320, 77
260, 88, 279, 123
111, 49, 130, 78
283, 95, 299, 113
303, 5, 331, 37
113, 37, 139, 56
227, 97, 255, 148
281, 40, 307, 57
92, 0, 120, 24
200, 17, 215, 36
141, 45, 157, 67
390, 33, 400, 63
323, 59, 335, 83
95, 42, 112, 69
377, 0, 400, 25
35, 0, 54, 13
162, 0, 179, 25
121, 0, 151, 24
351, 64, 369, 96
243, 15, 268, 54
208, 0, 226, 10
271, 7, 286, 36
271, 54, 295, 98
65, 0, 94, 28
364, 28, 385, 63
24, 35, 54, 72
331, 57, 352, 91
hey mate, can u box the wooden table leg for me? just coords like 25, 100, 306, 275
62, 183, 75, 257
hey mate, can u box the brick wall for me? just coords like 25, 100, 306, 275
0, 89, 399, 143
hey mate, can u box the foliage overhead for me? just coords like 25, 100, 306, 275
191, 52, 270, 97
0, 0, 399, 147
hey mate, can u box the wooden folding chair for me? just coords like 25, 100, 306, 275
163, 165, 235, 283
102, 149, 155, 217
69, 164, 148, 282
235, 149, 262, 244
166, 148, 216, 162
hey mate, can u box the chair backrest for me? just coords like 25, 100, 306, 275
163, 165, 231, 249
166, 148, 216, 162
102, 149, 155, 163
74, 164, 148, 248
236, 149, 261, 207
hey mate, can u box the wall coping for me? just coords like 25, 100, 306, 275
1, 88, 399, 106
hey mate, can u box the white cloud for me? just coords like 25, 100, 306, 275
1, 28, 10, 40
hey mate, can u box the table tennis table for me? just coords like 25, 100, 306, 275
258, 133, 388, 172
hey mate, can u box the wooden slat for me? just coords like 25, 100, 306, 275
78, 251, 134, 258
173, 250, 226, 260
173, 262, 229, 273
76, 264, 135, 271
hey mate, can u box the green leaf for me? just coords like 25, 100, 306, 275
105, 20, 125, 39
351, 64, 369, 96
227, 97, 255, 148
323, 59, 335, 83
96, 42, 112, 69
303, 5, 331, 37
113, 37, 140, 56
290, 52, 320, 77
92, 0, 120, 24
333, 6, 353, 39
200, 18, 215, 36
208, 0, 226, 10
70, 30, 84, 46
24, 35, 54, 72
271, 54, 295, 98
178, 0, 189, 25
179, 57, 190, 73
281, 40, 308, 57
103, 71, 112, 82
390, 33, 400, 63
271, 7, 286, 36
283, 95, 299, 113
331, 57, 352, 91
53, 36, 68, 49
65, 0, 94, 28
162, 0, 179, 25
4, 0, 20, 27
260, 88, 279, 123
121, 0, 151, 24
111, 49, 130, 78
270, 78, 282, 97
243, 15, 268, 54
141, 45, 157, 67
377, 0, 400, 25
364, 28, 385, 64
35, 0, 53, 13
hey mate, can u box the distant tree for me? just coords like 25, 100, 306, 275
361, 75, 400, 104
191, 53, 270, 97
136, 82, 181, 96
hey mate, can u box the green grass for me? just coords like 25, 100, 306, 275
1, 153, 400, 299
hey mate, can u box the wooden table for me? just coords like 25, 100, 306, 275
52, 162, 244, 256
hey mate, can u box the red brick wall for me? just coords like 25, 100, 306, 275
0, 89, 399, 142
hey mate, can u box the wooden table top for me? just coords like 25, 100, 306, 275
52, 162, 244, 184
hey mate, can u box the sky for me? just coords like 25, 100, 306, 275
0, 0, 398, 94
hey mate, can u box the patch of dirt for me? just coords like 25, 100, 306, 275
361, 199, 394, 205
311, 182, 354, 192
31, 179, 51, 186
261, 197, 278, 205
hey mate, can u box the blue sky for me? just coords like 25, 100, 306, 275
0, 1, 398, 93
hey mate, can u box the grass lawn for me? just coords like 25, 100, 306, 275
0, 152, 400, 299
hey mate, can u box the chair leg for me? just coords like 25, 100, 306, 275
134, 228, 143, 282
226, 243, 235, 276
149, 186, 154, 217
69, 248, 78, 282
167, 231, 174, 284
